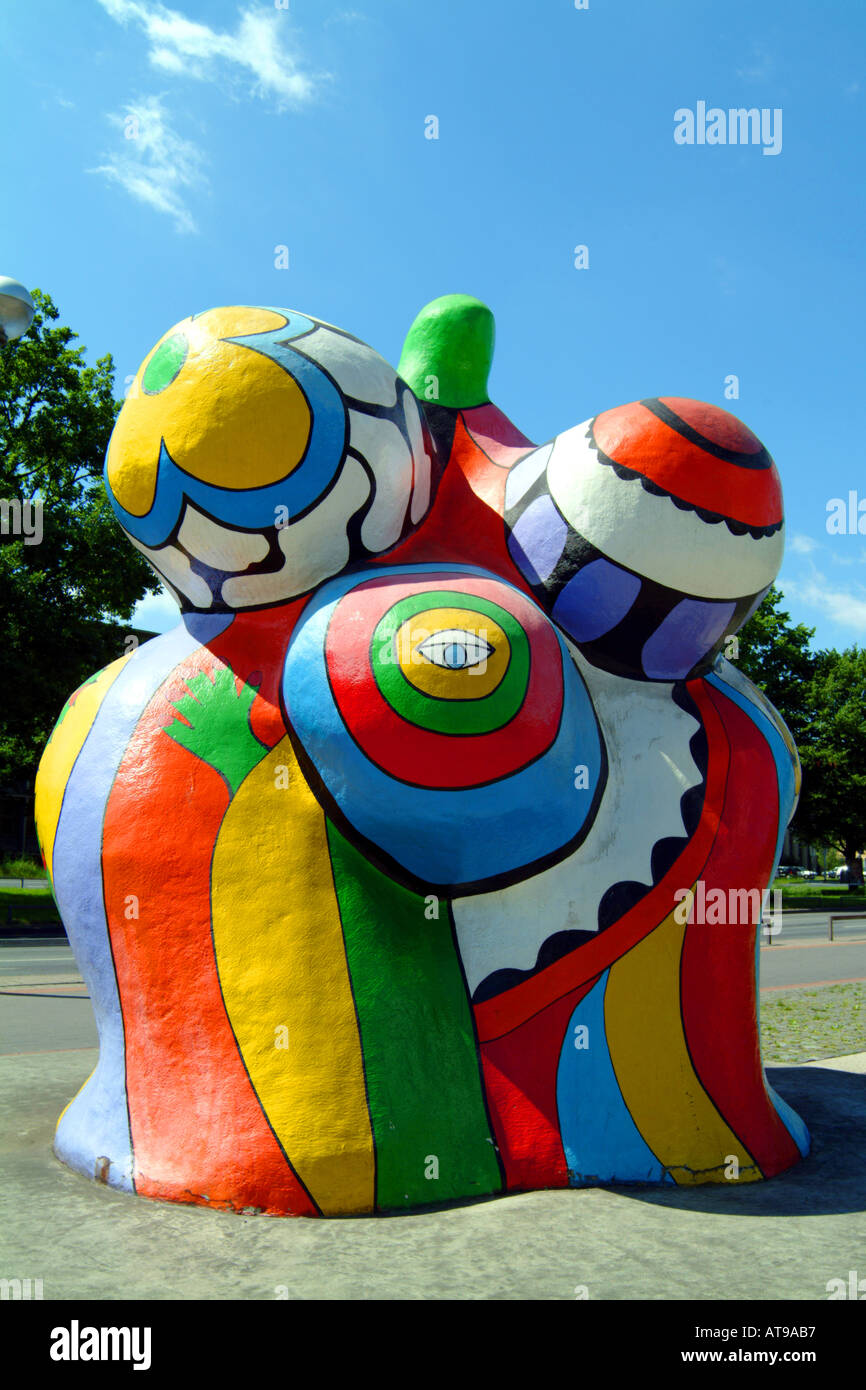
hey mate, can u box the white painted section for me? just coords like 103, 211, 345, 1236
178, 504, 270, 571
352, 410, 413, 553
546, 422, 784, 600
300, 327, 398, 408
221, 456, 370, 607
453, 646, 703, 994
406, 391, 433, 526
130, 536, 214, 609
504, 442, 552, 511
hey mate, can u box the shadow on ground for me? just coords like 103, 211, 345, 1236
614, 1066, 866, 1218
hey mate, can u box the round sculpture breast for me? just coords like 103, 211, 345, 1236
505, 397, 785, 680
284, 564, 606, 892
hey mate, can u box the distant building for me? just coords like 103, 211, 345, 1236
781, 829, 820, 872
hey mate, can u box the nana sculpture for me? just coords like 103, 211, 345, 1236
34, 294, 809, 1215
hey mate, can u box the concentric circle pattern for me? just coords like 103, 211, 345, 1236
369, 593, 529, 738
284, 565, 607, 891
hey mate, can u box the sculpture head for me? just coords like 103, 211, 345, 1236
36, 293, 808, 1216
104, 305, 435, 609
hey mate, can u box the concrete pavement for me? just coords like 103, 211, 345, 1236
0, 1046, 864, 1300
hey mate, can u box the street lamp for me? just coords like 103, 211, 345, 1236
0, 276, 34, 346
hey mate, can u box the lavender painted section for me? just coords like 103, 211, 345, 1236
507, 494, 567, 585
504, 442, 552, 511
52, 614, 232, 1189
552, 559, 642, 643
641, 599, 736, 680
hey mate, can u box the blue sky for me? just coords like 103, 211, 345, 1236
2, 0, 864, 647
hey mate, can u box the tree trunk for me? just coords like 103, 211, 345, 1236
844, 843, 864, 891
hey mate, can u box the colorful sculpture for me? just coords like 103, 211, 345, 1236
34, 294, 809, 1216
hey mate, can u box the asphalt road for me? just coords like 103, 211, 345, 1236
0, 940, 95, 1055
1, 923, 865, 1056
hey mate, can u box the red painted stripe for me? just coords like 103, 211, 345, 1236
480, 977, 598, 1192
593, 402, 783, 527
463, 403, 535, 470
386, 415, 536, 588
659, 398, 765, 455
208, 601, 307, 748
680, 683, 801, 1178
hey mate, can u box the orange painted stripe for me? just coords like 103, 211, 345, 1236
593, 402, 783, 527
103, 647, 317, 1216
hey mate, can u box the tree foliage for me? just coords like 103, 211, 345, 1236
735, 585, 818, 747
794, 647, 866, 878
737, 587, 865, 876
0, 289, 159, 795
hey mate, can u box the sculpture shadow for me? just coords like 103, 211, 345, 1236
610, 1066, 866, 1218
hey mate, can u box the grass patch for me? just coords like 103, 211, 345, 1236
1, 857, 47, 879
0, 886, 60, 925
773, 878, 863, 896
771, 879, 866, 912
761, 982, 865, 1064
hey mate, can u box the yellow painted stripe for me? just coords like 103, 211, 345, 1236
211, 736, 375, 1215
604, 904, 760, 1184
34, 657, 131, 880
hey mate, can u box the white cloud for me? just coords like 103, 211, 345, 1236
736, 46, 775, 82
132, 586, 182, 635
790, 534, 819, 555
784, 572, 866, 633
89, 96, 207, 234
97, 0, 322, 109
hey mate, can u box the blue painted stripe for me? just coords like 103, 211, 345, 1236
556, 971, 673, 1185
53, 614, 231, 1188
764, 1080, 811, 1159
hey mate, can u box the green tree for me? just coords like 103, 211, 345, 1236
735, 585, 818, 747
794, 648, 866, 885
0, 289, 159, 828
736, 588, 865, 882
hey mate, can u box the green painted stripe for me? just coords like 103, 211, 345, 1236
326, 820, 503, 1211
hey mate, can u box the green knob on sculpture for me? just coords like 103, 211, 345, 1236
398, 293, 495, 408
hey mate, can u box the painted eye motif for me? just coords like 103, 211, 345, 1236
284, 565, 608, 893
415, 630, 494, 671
